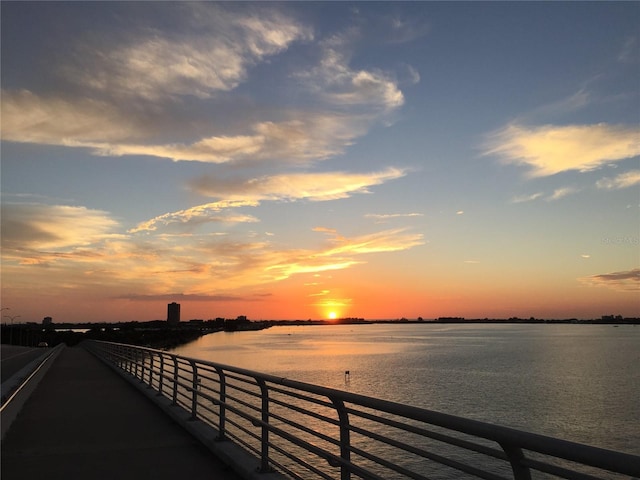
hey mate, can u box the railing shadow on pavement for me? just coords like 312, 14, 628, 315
84, 340, 640, 480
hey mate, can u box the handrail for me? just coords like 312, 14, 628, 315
84, 340, 640, 480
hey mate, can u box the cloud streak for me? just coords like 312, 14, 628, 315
129, 201, 259, 234
511, 192, 545, 203
1, 90, 146, 145
318, 227, 425, 256
84, 115, 371, 164
188, 168, 407, 201
596, 170, 640, 190
1, 97, 372, 165
547, 187, 579, 201
365, 212, 423, 223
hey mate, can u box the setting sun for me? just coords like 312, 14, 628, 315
328, 311, 338, 320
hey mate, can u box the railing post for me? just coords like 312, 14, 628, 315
148, 353, 155, 389
126, 346, 131, 373
256, 378, 271, 473
500, 443, 532, 480
332, 397, 351, 480
171, 356, 179, 405
189, 360, 198, 420
157, 353, 165, 397
129, 348, 135, 376
116, 344, 122, 369
130, 348, 135, 373
139, 350, 147, 384
122, 346, 128, 372
214, 367, 226, 440
134, 349, 140, 379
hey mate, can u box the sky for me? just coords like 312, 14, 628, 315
1, 2, 639, 323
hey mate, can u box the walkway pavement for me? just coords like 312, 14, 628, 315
1, 346, 243, 480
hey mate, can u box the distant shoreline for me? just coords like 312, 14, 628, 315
3, 316, 639, 331
2, 316, 637, 349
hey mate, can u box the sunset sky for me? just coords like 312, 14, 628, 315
2, 2, 638, 323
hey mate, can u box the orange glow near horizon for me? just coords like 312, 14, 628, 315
328, 311, 338, 320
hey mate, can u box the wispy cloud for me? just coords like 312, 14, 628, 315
1, 90, 146, 145
129, 201, 259, 233
581, 268, 640, 292
85, 115, 372, 164
318, 228, 424, 256
311, 297, 353, 308
260, 228, 425, 283
308, 290, 330, 297
299, 29, 405, 113
484, 123, 640, 177
618, 36, 639, 64
511, 192, 544, 203
365, 212, 423, 223
596, 170, 640, 190
526, 89, 592, 120
547, 187, 579, 201
319, 64, 404, 111
511, 188, 579, 203
188, 168, 407, 201
1, 93, 374, 165
1, 203, 121, 252
2, 6, 313, 147
67, 5, 312, 100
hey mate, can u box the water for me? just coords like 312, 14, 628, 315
171, 323, 640, 456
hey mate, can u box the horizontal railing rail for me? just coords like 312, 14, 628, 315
85, 340, 640, 480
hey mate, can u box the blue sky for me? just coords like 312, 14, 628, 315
1, 2, 638, 322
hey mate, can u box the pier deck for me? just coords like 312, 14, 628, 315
1, 346, 242, 480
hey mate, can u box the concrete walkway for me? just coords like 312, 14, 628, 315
1, 346, 243, 480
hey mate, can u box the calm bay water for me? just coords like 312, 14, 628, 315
171, 323, 640, 456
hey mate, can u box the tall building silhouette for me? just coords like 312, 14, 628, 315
167, 302, 180, 325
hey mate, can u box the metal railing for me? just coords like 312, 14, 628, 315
85, 340, 639, 480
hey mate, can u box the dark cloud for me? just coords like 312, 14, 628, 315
583, 268, 640, 292
118, 293, 262, 302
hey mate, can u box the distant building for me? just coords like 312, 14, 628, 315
42, 316, 53, 326
167, 302, 180, 325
